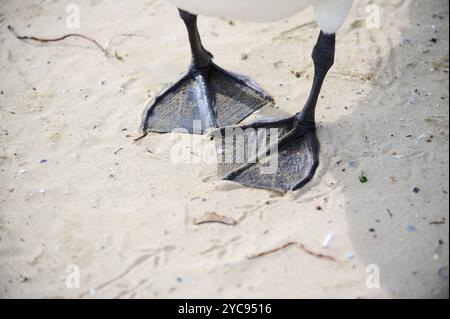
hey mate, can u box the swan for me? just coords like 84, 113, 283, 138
143, 0, 353, 134
142, 0, 354, 192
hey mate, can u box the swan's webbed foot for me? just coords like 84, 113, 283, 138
142, 63, 273, 134
214, 31, 336, 193
215, 112, 319, 193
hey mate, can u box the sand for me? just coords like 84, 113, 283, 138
0, 0, 448, 299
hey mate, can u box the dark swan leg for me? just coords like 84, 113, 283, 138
216, 32, 336, 193
142, 10, 273, 135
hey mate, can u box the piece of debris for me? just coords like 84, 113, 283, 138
248, 242, 336, 262
322, 233, 334, 248
299, 244, 336, 262
7, 25, 126, 61
413, 187, 421, 194
39, 159, 47, 164
17, 274, 29, 283
313, 198, 323, 211
17, 169, 27, 175
348, 160, 357, 168
114, 147, 123, 155
360, 72, 374, 81
193, 212, 237, 226
248, 242, 297, 259
359, 172, 368, 183
407, 225, 417, 233
429, 219, 446, 225
114, 51, 124, 61
294, 71, 304, 78
386, 208, 393, 218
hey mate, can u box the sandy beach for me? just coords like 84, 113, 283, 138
0, 0, 448, 298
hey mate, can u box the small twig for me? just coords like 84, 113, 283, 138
7, 25, 123, 60
248, 242, 336, 262
429, 221, 446, 225
193, 212, 237, 226
114, 147, 124, 155
248, 242, 299, 259
299, 244, 336, 262
386, 208, 393, 218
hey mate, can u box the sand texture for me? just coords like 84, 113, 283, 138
0, 0, 448, 298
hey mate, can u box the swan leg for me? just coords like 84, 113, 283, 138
215, 31, 335, 193
142, 10, 273, 135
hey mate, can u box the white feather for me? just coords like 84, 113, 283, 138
314, 0, 353, 34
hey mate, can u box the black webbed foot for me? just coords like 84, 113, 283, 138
213, 31, 336, 193
214, 112, 319, 193
142, 63, 273, 134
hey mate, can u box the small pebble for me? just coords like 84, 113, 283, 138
413, 187, 421, 194
407, 225, 417, 233
322, 233, 334, 248
89, 199, 98, 208
348, 160, 357, 168
438, 267, 449, 279
346, 251, 355, 260
17, 274, 29, 283
359, 172, 368, 183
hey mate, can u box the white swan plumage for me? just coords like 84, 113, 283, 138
167, 0, 353, 34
